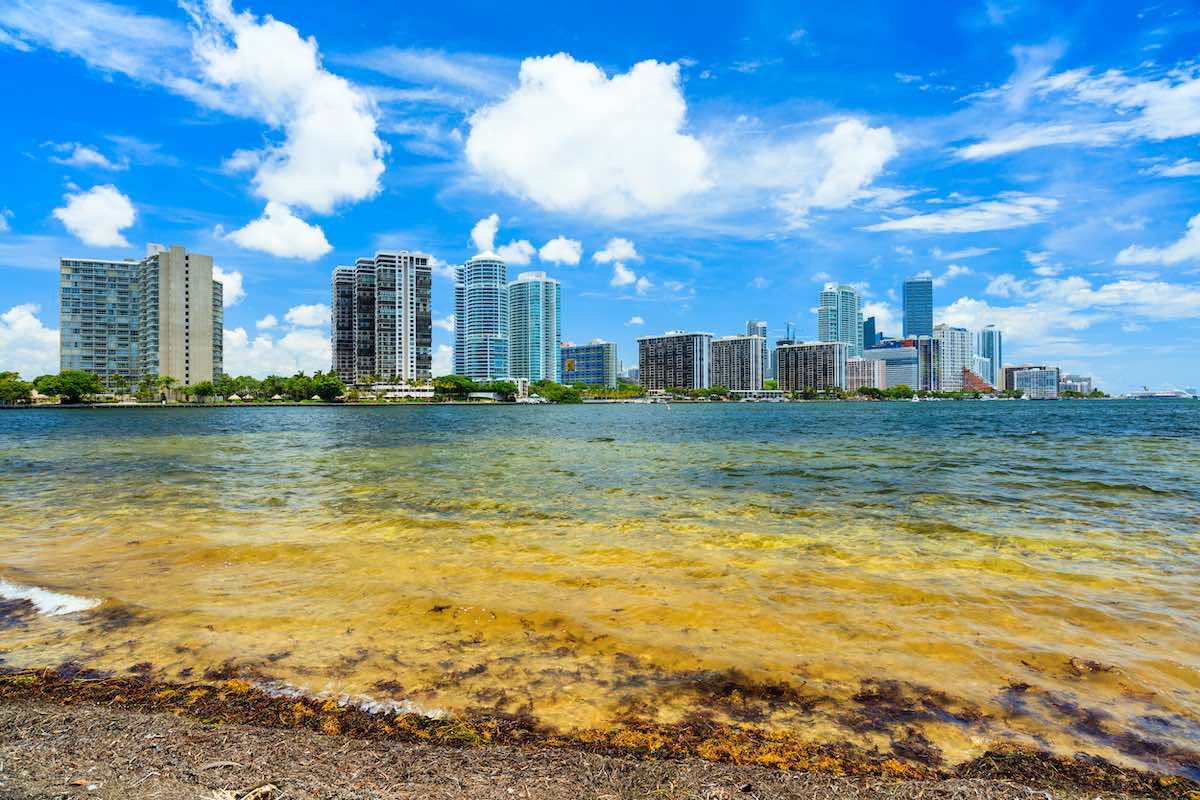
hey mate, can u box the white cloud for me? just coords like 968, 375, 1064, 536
338, 47, 515, 100
47, 142, 127, 170
811, 271, 832, 282
433, 313, 455, 332
625, 315, 645, 326
255, 313, 278, 330
610, 262, 636, 287
470, 213, 499, 253
0, 208, 10, 233
931, 246, 995, 260
428, 256, 456, 281
212, 264, 244, 306
1121, 321, 1147, 333
787, 28, 808, 43
1143, 158, 1200, 178
958, 61, 1200, 160
865, 193, 1057, 234
183, 0, 386, 219
774, 119, 898, 227
497, 239, 535, 265
431, 343, 453, 376
1116, 212, 1200, 266
283, 303, 329, 328
224, 201, 331, 260
933, 263, 971, 287
0, 303, 58, 378
538, 236, 582, 265
593, 237, 641, 263
222, 325, 329, 378
749, 276, 769, 289
465, 53, 710, 217
861, 301, 900, 340
52, 184, 135, 247
894, 72, 922, 84
635, 275, 652, 295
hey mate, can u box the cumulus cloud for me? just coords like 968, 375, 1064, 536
466, 53, 710, 217
224, 201, 331, 259
861, 300, 900, 339
593, 237, 641, 263
222, 325, 329, 377
433, 313, 455, 332
538, 236, 582, 265
46, 141, 127, 170
1116, 212, 1200, 266
1143, 158, 1200, 178
497, 239, 534, 265
610, 262, 637, 287
0, 303, 59, 378
184, 0, 386, 213
255, 313, 278, 329
431, 343, 453, 376
774, 120, 898, 227
625, 315, 645, 326
428, 256, 456, 281
635, 276, 652, 295
864, 193, 1057, 234
52, 184, 135, 246
212, 264, 244, 306
283, 303, 329, 328
933, 263, 971, 287
470, 213, 499, 253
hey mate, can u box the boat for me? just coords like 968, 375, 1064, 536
1127, 387, 1197, 400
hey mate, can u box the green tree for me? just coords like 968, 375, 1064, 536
215, 374, 238, 399
532, 380, 582, 404
285, 372, 314, 401
311, 371, 346, 401
136, 374, 158, 402
259, 375, 287, 399
36, 370, 104, 403
156, 375, 177, 401
763, 378, 779, 390
190, 381, 216, 403
108, 374, 130, 398
483, 380, 518, 400
433, 374, 477, 398
0, 372, 32, 405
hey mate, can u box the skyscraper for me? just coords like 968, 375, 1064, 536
1014, 366, 1060, 399
862, 316, 877, 349
746, 320, 770, 379
775, 341, 848, 392
710, 335, 765, 391
933, 323, 972, 392
561, 340, 618, 387
330, 251, 433, 384
817, 283, 864, 357
508, 271, 561, 383
903, 276, 933, 338
976, 325, 1003, 388
454, 253, 509, 381
60, 244, 224, 387
637, 331, 712, 391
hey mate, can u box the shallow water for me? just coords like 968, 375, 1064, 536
1, 402, 1198, 774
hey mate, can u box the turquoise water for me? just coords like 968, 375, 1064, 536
0, 401, 1198, 774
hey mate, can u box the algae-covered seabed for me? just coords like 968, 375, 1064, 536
1, 403, 1198, 779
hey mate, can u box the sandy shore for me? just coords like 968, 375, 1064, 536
1, 673, 1196, 800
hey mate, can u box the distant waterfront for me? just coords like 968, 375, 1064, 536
1, 402, 1198, 778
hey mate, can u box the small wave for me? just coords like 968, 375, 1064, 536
250, 677, 447, 720
0, 578, 101, 616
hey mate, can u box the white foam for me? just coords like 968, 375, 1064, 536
0, 578, 101, 616
251, 678, 446, 720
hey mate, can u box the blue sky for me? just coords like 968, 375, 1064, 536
2, 0, 1200, 392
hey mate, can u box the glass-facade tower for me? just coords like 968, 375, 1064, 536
903, 276, 933, 338
817, 283, 864, 357
454, 254, 509, 381
508, 271, 561, 383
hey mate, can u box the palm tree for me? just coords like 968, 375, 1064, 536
157, 375, 177, 401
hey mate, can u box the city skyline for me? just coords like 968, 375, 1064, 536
2, 2, 1200, 393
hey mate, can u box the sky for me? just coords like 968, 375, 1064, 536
2, 0, 1200, 392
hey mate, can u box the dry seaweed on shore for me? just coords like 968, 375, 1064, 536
1, 669, 1198, 798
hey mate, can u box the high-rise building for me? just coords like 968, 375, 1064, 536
976, 325, 1003, 389
746, 320, 770, 379
775, 341, 848, 392
770, 322, 796, 382
864, 337, 940, 391
862, 316, 879, 349
902, 276, 933, 338
847, 356, 886, 392
60, 244, 224, 387
1015, 366, 1060, 399
454, 254, 509, 381
933, 323, 972, 392
507, 271, 561, 383
1001, 364, 1051, 392
330, 251, 433, 384
710, 335, 765, 391
637, 331, 712, 391
817, 283, 864, 357
561, 339, 618, 387
1060, 374, 1093, 395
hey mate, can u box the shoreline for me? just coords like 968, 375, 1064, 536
1, 671, 1194, 799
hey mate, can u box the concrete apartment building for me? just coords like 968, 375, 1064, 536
745, 320, 771, 379
933, 323, 972, 392
508, 271, 561, 383
1013, 366, 1061, 399
60, 244, 223, 386
637, 331, 713, 391
864, 337, 941, 391
710, 334, 765, 391
817, 283, 864, 357
331, 251, 433, 384
454, 253, 509, 382
847, 356, 887, 391
561, 339, 618, 387
775, 341, 848, 392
